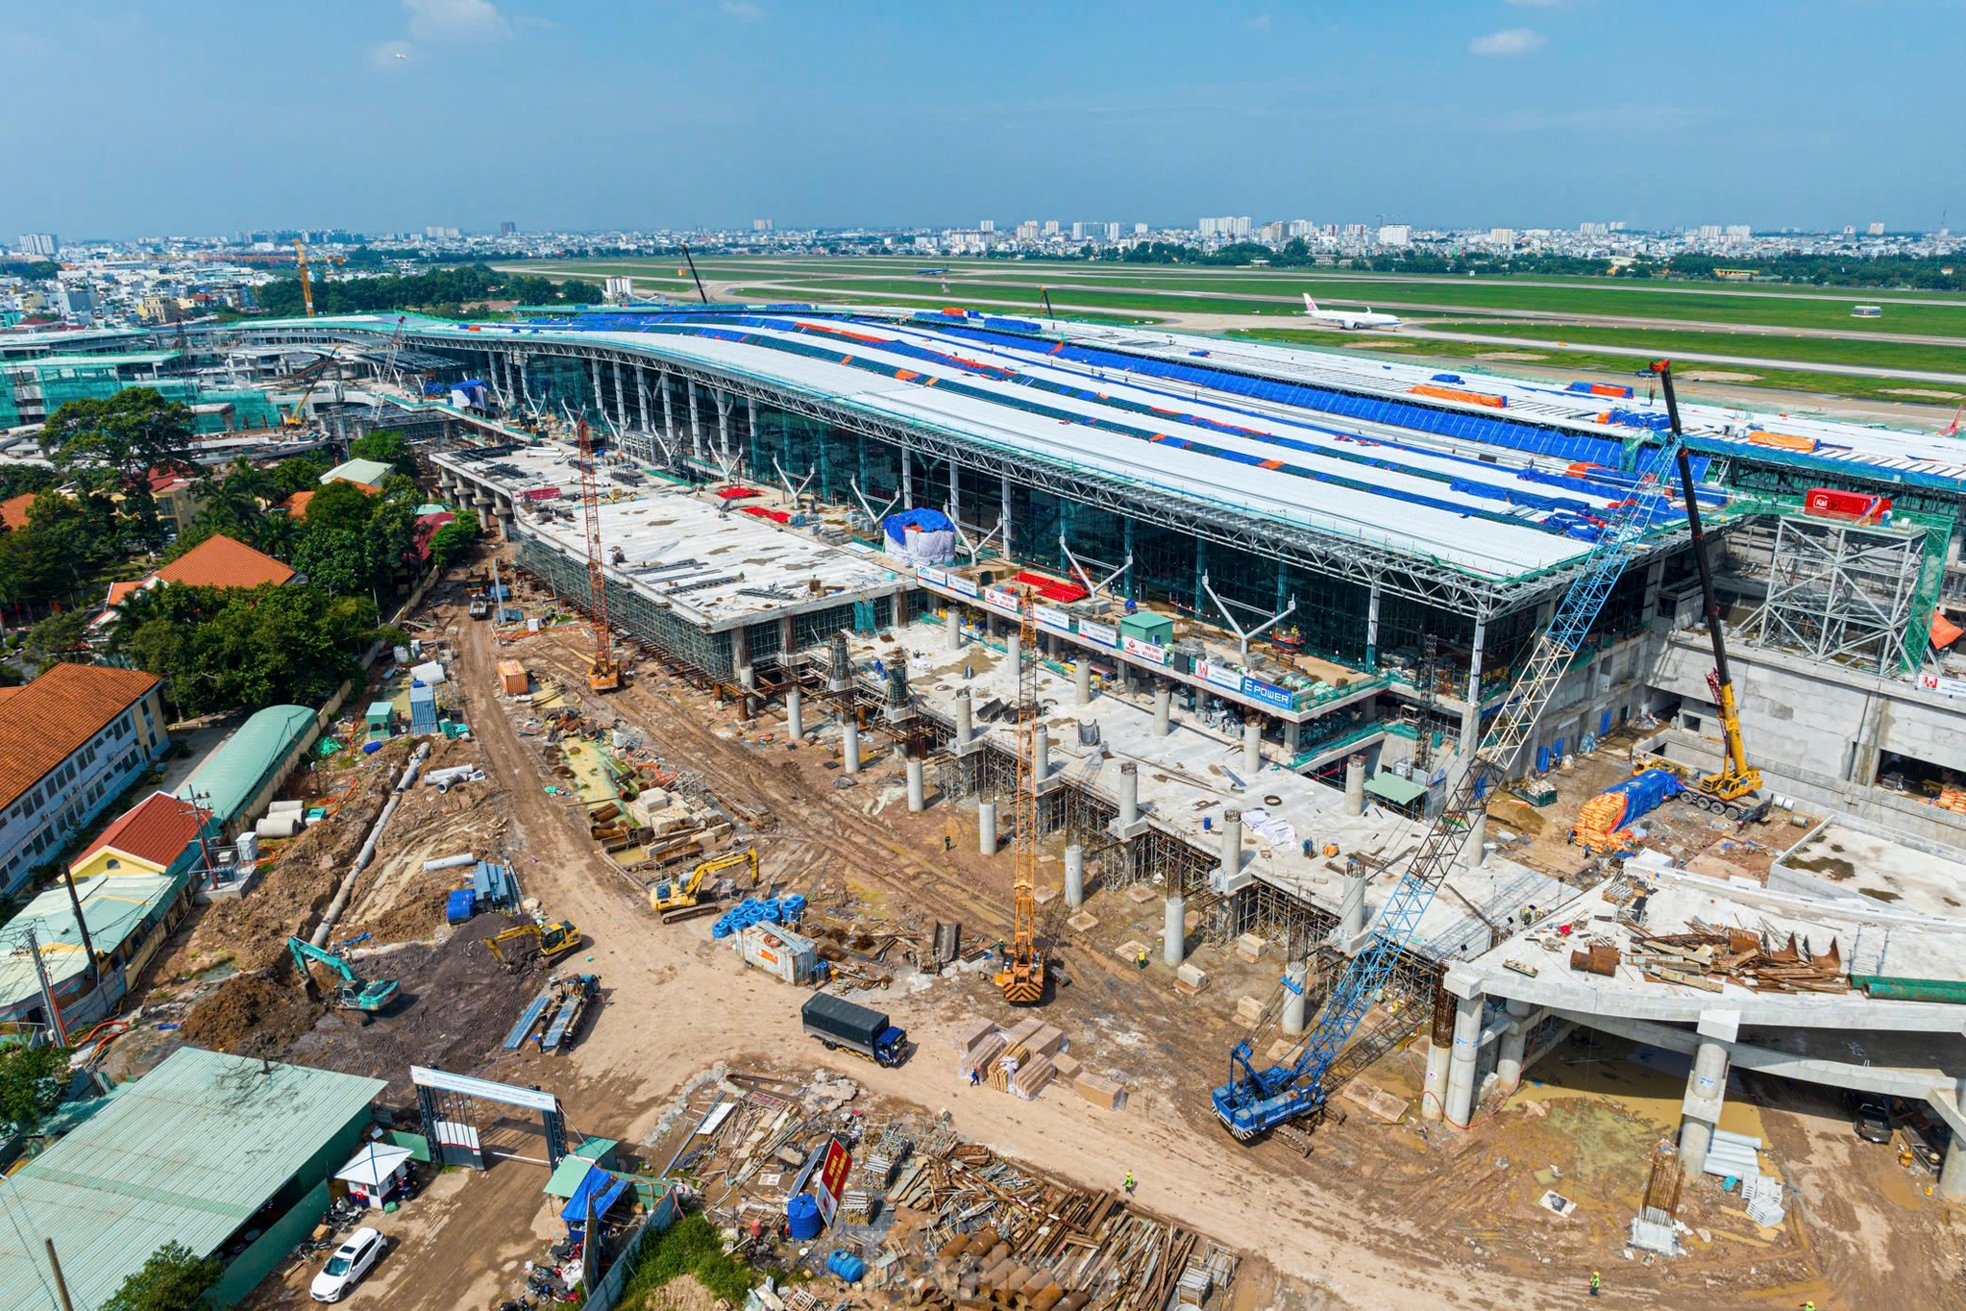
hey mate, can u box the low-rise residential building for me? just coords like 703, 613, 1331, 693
0, 1048, 386, 1310
68, 789, 218, 882
0, 663, 169, 895
99, 531, 295, 615
320, 457, 394, 490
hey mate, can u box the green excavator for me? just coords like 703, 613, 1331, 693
287, 937, 400, 1012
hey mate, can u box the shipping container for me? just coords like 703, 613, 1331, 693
736, 922, 821, 984
498, 660, 530, 696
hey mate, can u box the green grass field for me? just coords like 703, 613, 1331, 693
511, 256, 1966, 407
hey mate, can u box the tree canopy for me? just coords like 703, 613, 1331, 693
254, 262, 601, 318
348, 429, 417, 478
123, 582, 377, 715
101, 1241, 223, 1311
0, 1042, 69, 1131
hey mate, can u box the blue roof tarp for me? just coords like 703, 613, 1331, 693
883, 507, 953, 544
560, 1165, 630, 1227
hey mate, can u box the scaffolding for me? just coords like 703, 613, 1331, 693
1744, 514, 1929, 675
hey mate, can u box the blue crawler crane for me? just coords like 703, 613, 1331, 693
1213, 363, 1693, 1140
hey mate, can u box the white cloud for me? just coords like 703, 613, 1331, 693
720, 0, 764, 19
406, 0, 512, 42
1469, 27, 1546, 57
1245, 14, 1271, 30
368, 39, 417, 71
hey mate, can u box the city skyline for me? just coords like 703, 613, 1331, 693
3, 0, 1961, 238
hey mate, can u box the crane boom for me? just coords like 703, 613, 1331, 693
576, 416, 621, 691
1212, 406, 1686, 1138
996, 588, 1047, 1004
293, 239, 315, 317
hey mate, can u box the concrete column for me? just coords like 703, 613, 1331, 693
785, 687, 804, 740
636, 368, 650, 432
1496, 998, 1532, 1095
1219, 808, 1242, 883
590, 358, 605, 417
1940, 1135, 1966, 1202
660, 370, 676, 447
1461, 809, 1489, 869
955, 691, 973, 746
1118, 762, 1138, 827
1444, 997, 1484, 1129
900, 446, 912, 506
999, 473, 1012, 560
1422, 991, 1455, 1120
1033, 725, 1050, 784
738, 663, 757, 718
978, 800, 999, 855
1339, 866, 1366, 941
1678, 1039, 1729, 1175
1005, 629, 1020, 678
1063, 844, 1084, 909
1344, 754, 1366, 817
687, 380, 702, 460
842, 716, 861, 774
612, 360, 626, 425
1153, 685, 1172, 736
1365, 578, 1382, 669
1242, 717, 1262, 773
1163, 891, 1186, 967
906, 758, 926, 812
714, 389, 733, 457
946, 609, 961, 651
1281, 961, 1310, 1036
1075, 658, 1092, 706
1461, 617, 1488, 757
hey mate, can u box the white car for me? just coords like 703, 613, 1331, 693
310, 1227, 384, 1302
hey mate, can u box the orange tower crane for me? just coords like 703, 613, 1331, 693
995, 587, 1047, 1004
576, 417, 621, 692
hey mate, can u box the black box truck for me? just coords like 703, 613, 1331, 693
802, 993, 908, 1067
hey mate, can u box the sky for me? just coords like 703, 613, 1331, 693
2, 0, 1961, 239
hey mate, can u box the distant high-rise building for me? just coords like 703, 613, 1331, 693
1198, 217, 1220, 237
1697, 224, 1724, 240
1867, 220, 1885, 236
499, 221, 518, 236
1724, 224, 1752, 239
1042, 220, 1059, 237
1258, 220, 1287, 243
1288, 220, 1315, 238
979, 219, 995, 232
57, 282, 95, 320
1070, 221, 1086, 241
1103, 222, 1121, 242
17, 233, 57, 256
1378, 224, 1413, 247
1133, 222, 1148, 236
1842, 225, 1857, 236
423, 225, 461, 239
753, 218, 773, 232
1016, 221, 1039, 241
1229, 216, 1252, 238
1486, 227, 1516, 246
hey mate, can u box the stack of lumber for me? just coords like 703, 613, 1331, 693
1009, 1056, 1055, 1101
1073, 1073, 1125, 1111
1629, 925, 1847, 993
960, 1033, 1006, 1081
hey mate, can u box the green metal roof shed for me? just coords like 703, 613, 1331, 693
321, 458, 395, 488
178, 705, 317, 827
0, 1047, 384, 1311
1364, 771, 1430, 809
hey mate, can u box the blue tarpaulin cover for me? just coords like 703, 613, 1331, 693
883, 507, 954, 544
560, 1165, 630, 1228
1601, 767, 1686, 828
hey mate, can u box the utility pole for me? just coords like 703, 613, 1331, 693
13, 926, 68, 1047
45, 1239, 76, 1311
57, 868, 96, 988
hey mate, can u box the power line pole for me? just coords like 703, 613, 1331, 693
12, 926, 69, 1048
45, 1239, 75, 1311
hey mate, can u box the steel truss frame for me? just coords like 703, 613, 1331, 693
1745, 514, 1926, 675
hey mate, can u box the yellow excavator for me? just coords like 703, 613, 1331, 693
649, 847, 758, 921
482, 918, 583, 968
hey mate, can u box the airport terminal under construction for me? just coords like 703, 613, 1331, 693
185, 302, 1966, 1205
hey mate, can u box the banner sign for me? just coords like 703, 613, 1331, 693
1917, 671, 1966, 699
1194, 659, 1243, 692
814, 1138, 853, 1225
983, 585, 1019, 612
946, 576, 978, 598
1122, 635, 1170, 664
1033, 604, 1073, 632
1077, 619, 1118, 648
1239, 676, 1296, 711
917, 565, 947, 587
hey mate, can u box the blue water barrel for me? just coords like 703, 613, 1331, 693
1536, 745, 1552, 773
786, 1194, 822, 1240
827, 1250, 866, 1282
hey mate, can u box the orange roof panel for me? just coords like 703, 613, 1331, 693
153, 535, 294, 590
0, 663, 163, 813
72, 791, 212, 872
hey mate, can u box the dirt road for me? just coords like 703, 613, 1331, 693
347, 586, 1957, 1311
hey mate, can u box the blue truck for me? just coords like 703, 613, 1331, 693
801, 993, 908, 1067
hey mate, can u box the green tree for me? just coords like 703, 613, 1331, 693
269, 454, 330, 498
0, 1042, 69, 1130
22, 608, 94, 669
348, 430, 417, 478
300, 480, 376, 534
427, 507, 481, 573
101, 1240, 223, 1311
40, 389, 194, 553
126, 583, 376, 715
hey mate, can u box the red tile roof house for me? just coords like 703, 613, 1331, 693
94, 533, 296, 629
0, 663, 170, 896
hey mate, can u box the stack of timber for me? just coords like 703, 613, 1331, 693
1628, 924, 1847, 993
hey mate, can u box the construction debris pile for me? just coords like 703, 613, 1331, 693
663, 1069, 1228, 1310
1626, 925, 1848, 994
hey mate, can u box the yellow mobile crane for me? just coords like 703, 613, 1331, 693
1637, 361, 1766, 817
650, 847, 758, 920
996, 588, 1047, 1005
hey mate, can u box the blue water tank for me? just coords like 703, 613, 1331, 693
785, 1193, 823, 1241
826, 1249, 866, 1282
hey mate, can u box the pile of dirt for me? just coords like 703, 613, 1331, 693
177, 971, 321, 1057
624, 1275, 723, 1311
286, 910, 556, 1097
